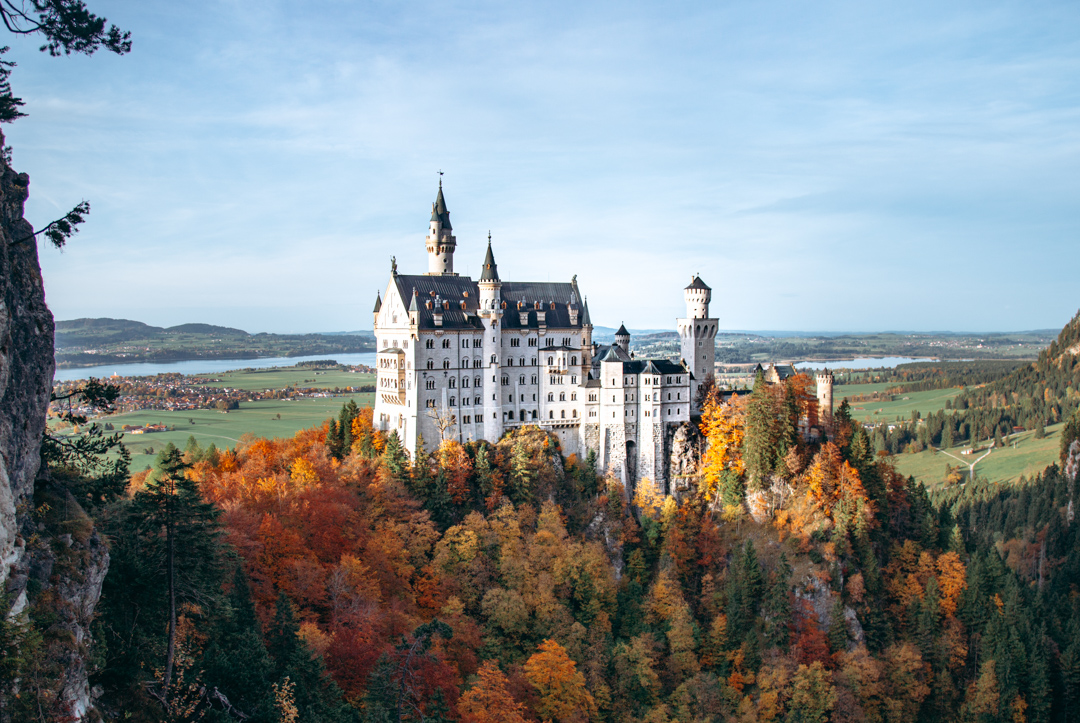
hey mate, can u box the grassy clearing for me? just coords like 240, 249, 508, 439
836, 385, 965, 424
69, 394, 374, 471
893, 422, 1064, 488
192, 367, 374, 391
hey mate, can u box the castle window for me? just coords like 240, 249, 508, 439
449, 378, 456, 388
559, 393, 566, 401
443, 359, 450, 369
570, 356, 577, 366
547, 392, 554, 402
612, 395, 616, 402
442, 339, 451, 348
528, 338, 537, 347
520, 375, 526, 384
531, 375, 537, 384
427, 360, 434, 369
531, 358, 536, 366
520, 357, 525, 366
667, 376, 671, 384
426, 399, 436, 408
508, 410, 514, 420
426, 379, 435, 390
464, 415, 471, 424
502, 376, 509, 386
491, 355, 497, 364
426, 339, 434, 349
507, 358, 513, 366
474, 359, 481, 368
571, 376, 577, 384
474, 339, 482, 348
507, 395, 512, 402
474, 376, 481, 387
572, 409, 577, 418
571, 393, 577, 401
560, 410, 566, 419
475, 395, 481, 405
462, 377, 469, 388
511, 338, 520, 347
549, 411, 554, 419
677, 376, 682, 383
520, 394, 525, 402
532, 410, 538, 419
667, 393, 671, 400
462, 339, 468, 348
548, 357, 554, 366
449, 397, 456, 406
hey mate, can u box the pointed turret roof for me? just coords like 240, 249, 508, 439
616, 323, 630, 337
685, 275, 711, 291
373, 291, 382, 313
479, 234, 500, 282
430, 180, 452, 230
582, 298, 592, 326
408, 289, 419, 313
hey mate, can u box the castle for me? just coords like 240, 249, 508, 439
373, 183, 831, 491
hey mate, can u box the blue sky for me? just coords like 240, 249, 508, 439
6, 0, 1079, 333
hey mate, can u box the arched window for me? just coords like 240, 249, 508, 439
560, 410, 565, 419
442, 339, 451, 348
519, 375, 526, 384
572, 409, 577, 418
570, 356, 577, 365
448, 378, 456, 388
425, 339, 434, 349
559, 393, 566, 401
501, 376, 509, 386
425, 379, 435, 390
507, 410, 515, 420
426, 359, 434, 369
547, 392, 554, 401
549, 410, 554, 419
548, 357, 554, 366
443, 359, 450, 369
531, 410, 537, 419
449, 397, 456, 406
462, 377, 470, 388
490, 354, 497, 364
507, 358, 513, 366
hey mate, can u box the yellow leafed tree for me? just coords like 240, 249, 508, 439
699, 387, 747, 502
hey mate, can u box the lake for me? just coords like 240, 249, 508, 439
54, 352, 379, 382
793, 356, 937, 371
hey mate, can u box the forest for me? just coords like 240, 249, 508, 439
7, 309, 1080, 722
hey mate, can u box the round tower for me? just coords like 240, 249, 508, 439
684, 275, 711, 319
816, 369, 834, 426
615, 323, 630, 354
425, 179, 457, 275
478, 236, 504, 441
677, 275, 717, 411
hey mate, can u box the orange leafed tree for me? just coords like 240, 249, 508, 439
699, 387, 747, 502
524, 639, 597, 723
439, 440, 474, 505
459, 660, 529, 723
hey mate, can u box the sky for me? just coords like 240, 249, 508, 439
5, 0, 1080, 333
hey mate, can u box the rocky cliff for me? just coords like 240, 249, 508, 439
0, 132, 108, 720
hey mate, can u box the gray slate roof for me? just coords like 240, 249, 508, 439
685, 275, 711, 291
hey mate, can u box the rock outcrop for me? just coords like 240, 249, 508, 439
667, 421, 702, 497
0, 130, 108, 720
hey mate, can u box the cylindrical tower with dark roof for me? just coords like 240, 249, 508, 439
677, 274, 717, 411
425, 180, 457, 275
615, 323, 631, 354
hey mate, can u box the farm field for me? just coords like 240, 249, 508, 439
835, 384, 966, 423
193, 367, 374, 391
76, 395, 374, 471
893, 422, 1064, 488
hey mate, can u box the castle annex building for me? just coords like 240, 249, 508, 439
373, 183, 720, 491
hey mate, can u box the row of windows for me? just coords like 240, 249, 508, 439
382, 339, 409, 349
609, 375, 684, 386
545, 392, 577, 402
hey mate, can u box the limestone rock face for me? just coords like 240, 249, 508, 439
0, 135, 52, 593
667, 421, 702, 496
0, 131, 108, 720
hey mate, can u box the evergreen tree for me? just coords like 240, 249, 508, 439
381, 430, 410, 483
509, 441, 534, 505
266, 593, 354, 722
764, 553, 793, 648
826, 597, 848, 655
744, 371, 779, 490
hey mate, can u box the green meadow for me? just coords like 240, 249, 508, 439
892, 422, 1064, 488
835, 384, 965, 423
192, 367, 374, 391
70, 394, 375, 472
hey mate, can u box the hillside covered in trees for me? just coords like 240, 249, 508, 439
10, 343, 1079, 722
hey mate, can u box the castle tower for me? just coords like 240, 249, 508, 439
816, 369, 834, 428
478, 236, 504, 441
425, 180, 457, 275
677, 275, 717, 410
615, 323, 631, 354
372, 291, 382, 329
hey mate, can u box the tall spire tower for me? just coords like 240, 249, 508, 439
478, 233, 504, 441
425, 177, 457, 275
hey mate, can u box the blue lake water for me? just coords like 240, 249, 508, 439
54, 352, 379, 382
793, 356, 937, 371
